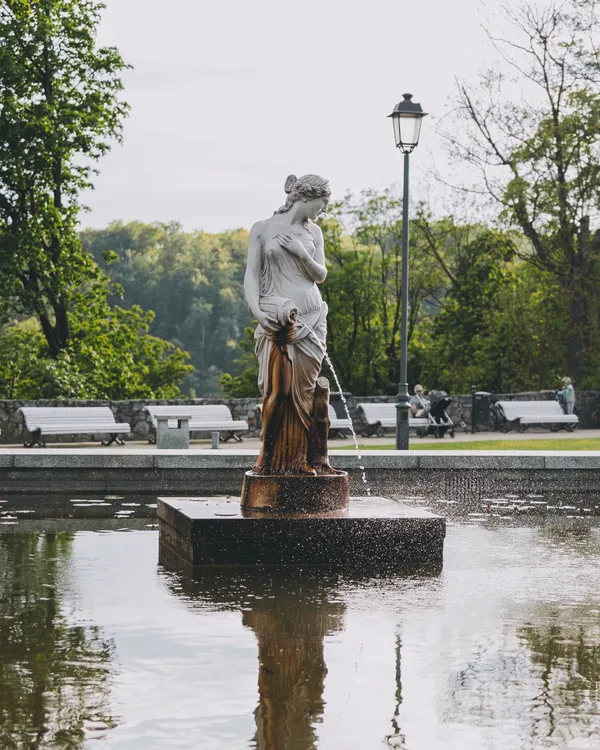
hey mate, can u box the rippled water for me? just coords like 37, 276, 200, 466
1, 522, 599, 749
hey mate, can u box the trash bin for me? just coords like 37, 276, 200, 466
471, 390, 491, 432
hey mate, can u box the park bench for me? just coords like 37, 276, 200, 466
496, 400, 579, 431
356, 402, 429, 437
145, 404, 249, 444
19, 406, 130, 448
328, 405, 353, 438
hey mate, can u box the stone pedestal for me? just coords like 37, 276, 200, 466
156, 414, 190, 450
241, 471, 349, 514
157, 496, 445, 569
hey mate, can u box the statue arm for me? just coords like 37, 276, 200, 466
244, 223, 264, 320
308, 223, 327, 284
278, 223, 327, 284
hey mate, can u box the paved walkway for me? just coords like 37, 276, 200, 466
2, 428, 598, 452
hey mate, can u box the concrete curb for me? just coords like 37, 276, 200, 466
3, 449, 600, 499
1, 448, 600, 470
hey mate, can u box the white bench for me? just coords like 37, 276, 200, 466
19, 406, 130, 448
357, 402, 429, 437
327, 405, 353, 438
497, 400, 579, 431
145, 404, 249, 444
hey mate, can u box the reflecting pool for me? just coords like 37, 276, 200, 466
1, 521, 599, 749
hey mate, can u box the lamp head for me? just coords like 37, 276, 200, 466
388, 93, 428, 154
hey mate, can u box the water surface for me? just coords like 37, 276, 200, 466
0, 522, 599, 749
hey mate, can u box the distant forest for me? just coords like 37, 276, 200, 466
82, 222, 251, 396
81, 184, 599, 398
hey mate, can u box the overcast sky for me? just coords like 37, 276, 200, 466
83, 0, 495, 232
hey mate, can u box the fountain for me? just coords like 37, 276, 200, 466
158, 174, 445, 568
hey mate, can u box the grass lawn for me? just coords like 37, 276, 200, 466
338, 438, 600, 451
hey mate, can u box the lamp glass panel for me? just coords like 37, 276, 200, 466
399, 114, 422, 148
392, 115, 402, 148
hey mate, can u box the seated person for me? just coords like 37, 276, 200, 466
409, 384, 430, 417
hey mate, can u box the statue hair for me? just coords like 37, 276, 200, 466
275, 174, 331, 215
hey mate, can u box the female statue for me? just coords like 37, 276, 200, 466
244, 174, 337, 476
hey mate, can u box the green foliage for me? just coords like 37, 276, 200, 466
0, 294, 193, 399
72, 188, 597, 401
220, 326, 260, 398
66, 291, 194, 399
0, 532, 116, 744
0, 321, 48, 398
0, 0, 130, 357
210, 187, 595, 399
321, 192, 445, 395
81, 221, 252, 396
0, 1, 194, 401
419, 230, 519, 392
451, 1, 600, 384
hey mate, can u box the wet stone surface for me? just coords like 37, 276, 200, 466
157, 496, 446, 567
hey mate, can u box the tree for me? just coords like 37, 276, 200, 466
0, 294, 194, 399
0, 0, 129, 357
418, 230, 518, 392
322, 193, 446, 395
81, 221, 252, 396
446, 0, 600, 385
220, 326, 260, 398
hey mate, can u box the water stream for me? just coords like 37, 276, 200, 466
297, 316, 372, 496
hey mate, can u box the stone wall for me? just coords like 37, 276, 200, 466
1, 390, 599, 444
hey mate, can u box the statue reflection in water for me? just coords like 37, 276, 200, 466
160, 555, 348, 750
158, 547, 442, 749
243, 589, 344, 748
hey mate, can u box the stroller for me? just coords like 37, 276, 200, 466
416, 390, 456, 439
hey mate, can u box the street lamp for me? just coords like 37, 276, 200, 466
388, 93, 427, 450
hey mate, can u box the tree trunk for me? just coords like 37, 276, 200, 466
54, 298, 70, 349
564, 271, 596, 385
37, 300, 70, 359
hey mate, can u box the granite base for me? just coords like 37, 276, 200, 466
157, 496, 446, 569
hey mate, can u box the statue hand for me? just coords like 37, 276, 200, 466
257, 312, 279, 333
278, 233, 305, 258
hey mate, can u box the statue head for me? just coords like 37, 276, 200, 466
275, 174, 331, 221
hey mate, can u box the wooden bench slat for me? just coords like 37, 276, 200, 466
39, 426, 130, 435
328, 405, 352, 430
357, 403, 429, 429
18, 406, 130, 446
497, 401, 578, 425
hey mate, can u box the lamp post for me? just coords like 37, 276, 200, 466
388, 93, 427, 450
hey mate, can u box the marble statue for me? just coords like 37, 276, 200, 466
244, 174, 341, 477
